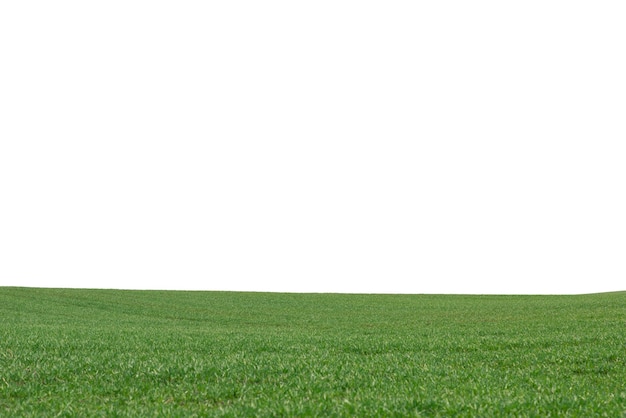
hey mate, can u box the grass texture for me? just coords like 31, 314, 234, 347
1, 287, 625, 417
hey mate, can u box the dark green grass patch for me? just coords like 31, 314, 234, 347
1, 287, 625, 416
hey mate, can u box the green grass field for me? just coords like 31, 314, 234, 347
1, 287, 625, 416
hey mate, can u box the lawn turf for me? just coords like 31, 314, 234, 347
1, 287, 625, 416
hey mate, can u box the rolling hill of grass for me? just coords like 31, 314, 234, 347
1, 287, 625, 416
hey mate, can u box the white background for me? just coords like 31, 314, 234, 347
1, 1, 624, 294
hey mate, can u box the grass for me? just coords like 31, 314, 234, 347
1, 287, 625, 417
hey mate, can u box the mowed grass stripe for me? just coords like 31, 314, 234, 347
1, 287, 625, 416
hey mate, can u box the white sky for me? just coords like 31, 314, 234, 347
1, 1, 625, 294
